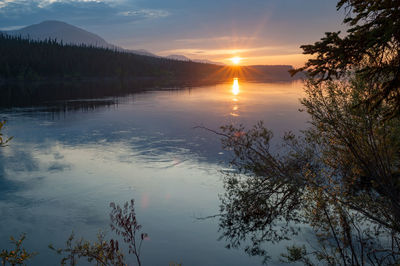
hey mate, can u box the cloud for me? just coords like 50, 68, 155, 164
38, 0, 104, 8
37, 0, 126, 9
238, 53, 310, 67
0, 24, 25, 30
159, 45, 302, 57
0, 0, 25, 9
0, 0, 115, 9
0, 0, 35, 17
0, 0, 160, 27
155, 44, 307, 66
0, 0, 17, 9
0, 0, 169, 25
175, 36, 257, 44
118, 9, 170, 19
0, 0, 122, 17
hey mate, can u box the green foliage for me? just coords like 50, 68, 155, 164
292, 0, 400, 116
0, 234, 36, 265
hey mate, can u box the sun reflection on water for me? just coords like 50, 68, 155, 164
232, 78, 240, 96
231, 78, 240, 117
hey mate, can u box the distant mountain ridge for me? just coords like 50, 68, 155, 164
166, 54, 224, 65
8, 21, 111, 47
3, 20, 223, 64
4, 20, 157, 57
166, 54, 191, 61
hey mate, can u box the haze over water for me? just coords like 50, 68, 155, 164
0, 79, 308, 265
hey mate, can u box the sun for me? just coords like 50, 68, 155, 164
230, 56, 242, 65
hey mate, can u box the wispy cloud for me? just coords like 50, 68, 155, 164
0, 0, 169, 24
37, 0, 107, 8
0, 24, 25, 30
156, 45, 306, 66
119, 9, 170, 19
159, 45, 302, 57
0, 0, 22, 9
175, 36, 257, 44
160, 48, 249, 56
237, 53, 310, 67
0, 0, 115, 8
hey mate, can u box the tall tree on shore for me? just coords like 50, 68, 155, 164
291, 0, 400, 117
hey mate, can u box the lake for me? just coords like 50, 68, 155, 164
0, 78, 309, 265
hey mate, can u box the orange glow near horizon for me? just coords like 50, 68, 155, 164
230, 56, 242, 65
160, 47, 309, 67
232, 78, 240, 95
222, 53, 309, 67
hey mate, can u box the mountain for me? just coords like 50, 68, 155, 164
5, 20, 156, 57
166, 54, 191, 61
193, 59, 225, 65
132, 49, 158, 57
7, 20, 114, 48
166, 54, 224, 65
4, 20, 223, 64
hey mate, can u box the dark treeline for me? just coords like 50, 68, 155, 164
0, 34, 227, 81
0, 34, 299, 83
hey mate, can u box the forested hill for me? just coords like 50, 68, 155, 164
0, 34, 299, 82
0, 34, 226, 82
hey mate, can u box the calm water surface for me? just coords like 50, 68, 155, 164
0, 79, 309, 265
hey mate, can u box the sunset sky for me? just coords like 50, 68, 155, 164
0, 0, 345, 66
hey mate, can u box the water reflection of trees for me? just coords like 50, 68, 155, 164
218, 78, 400, 265
0, 79, 222, 111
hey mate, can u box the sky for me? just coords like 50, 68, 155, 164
0, 0, 346, 66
